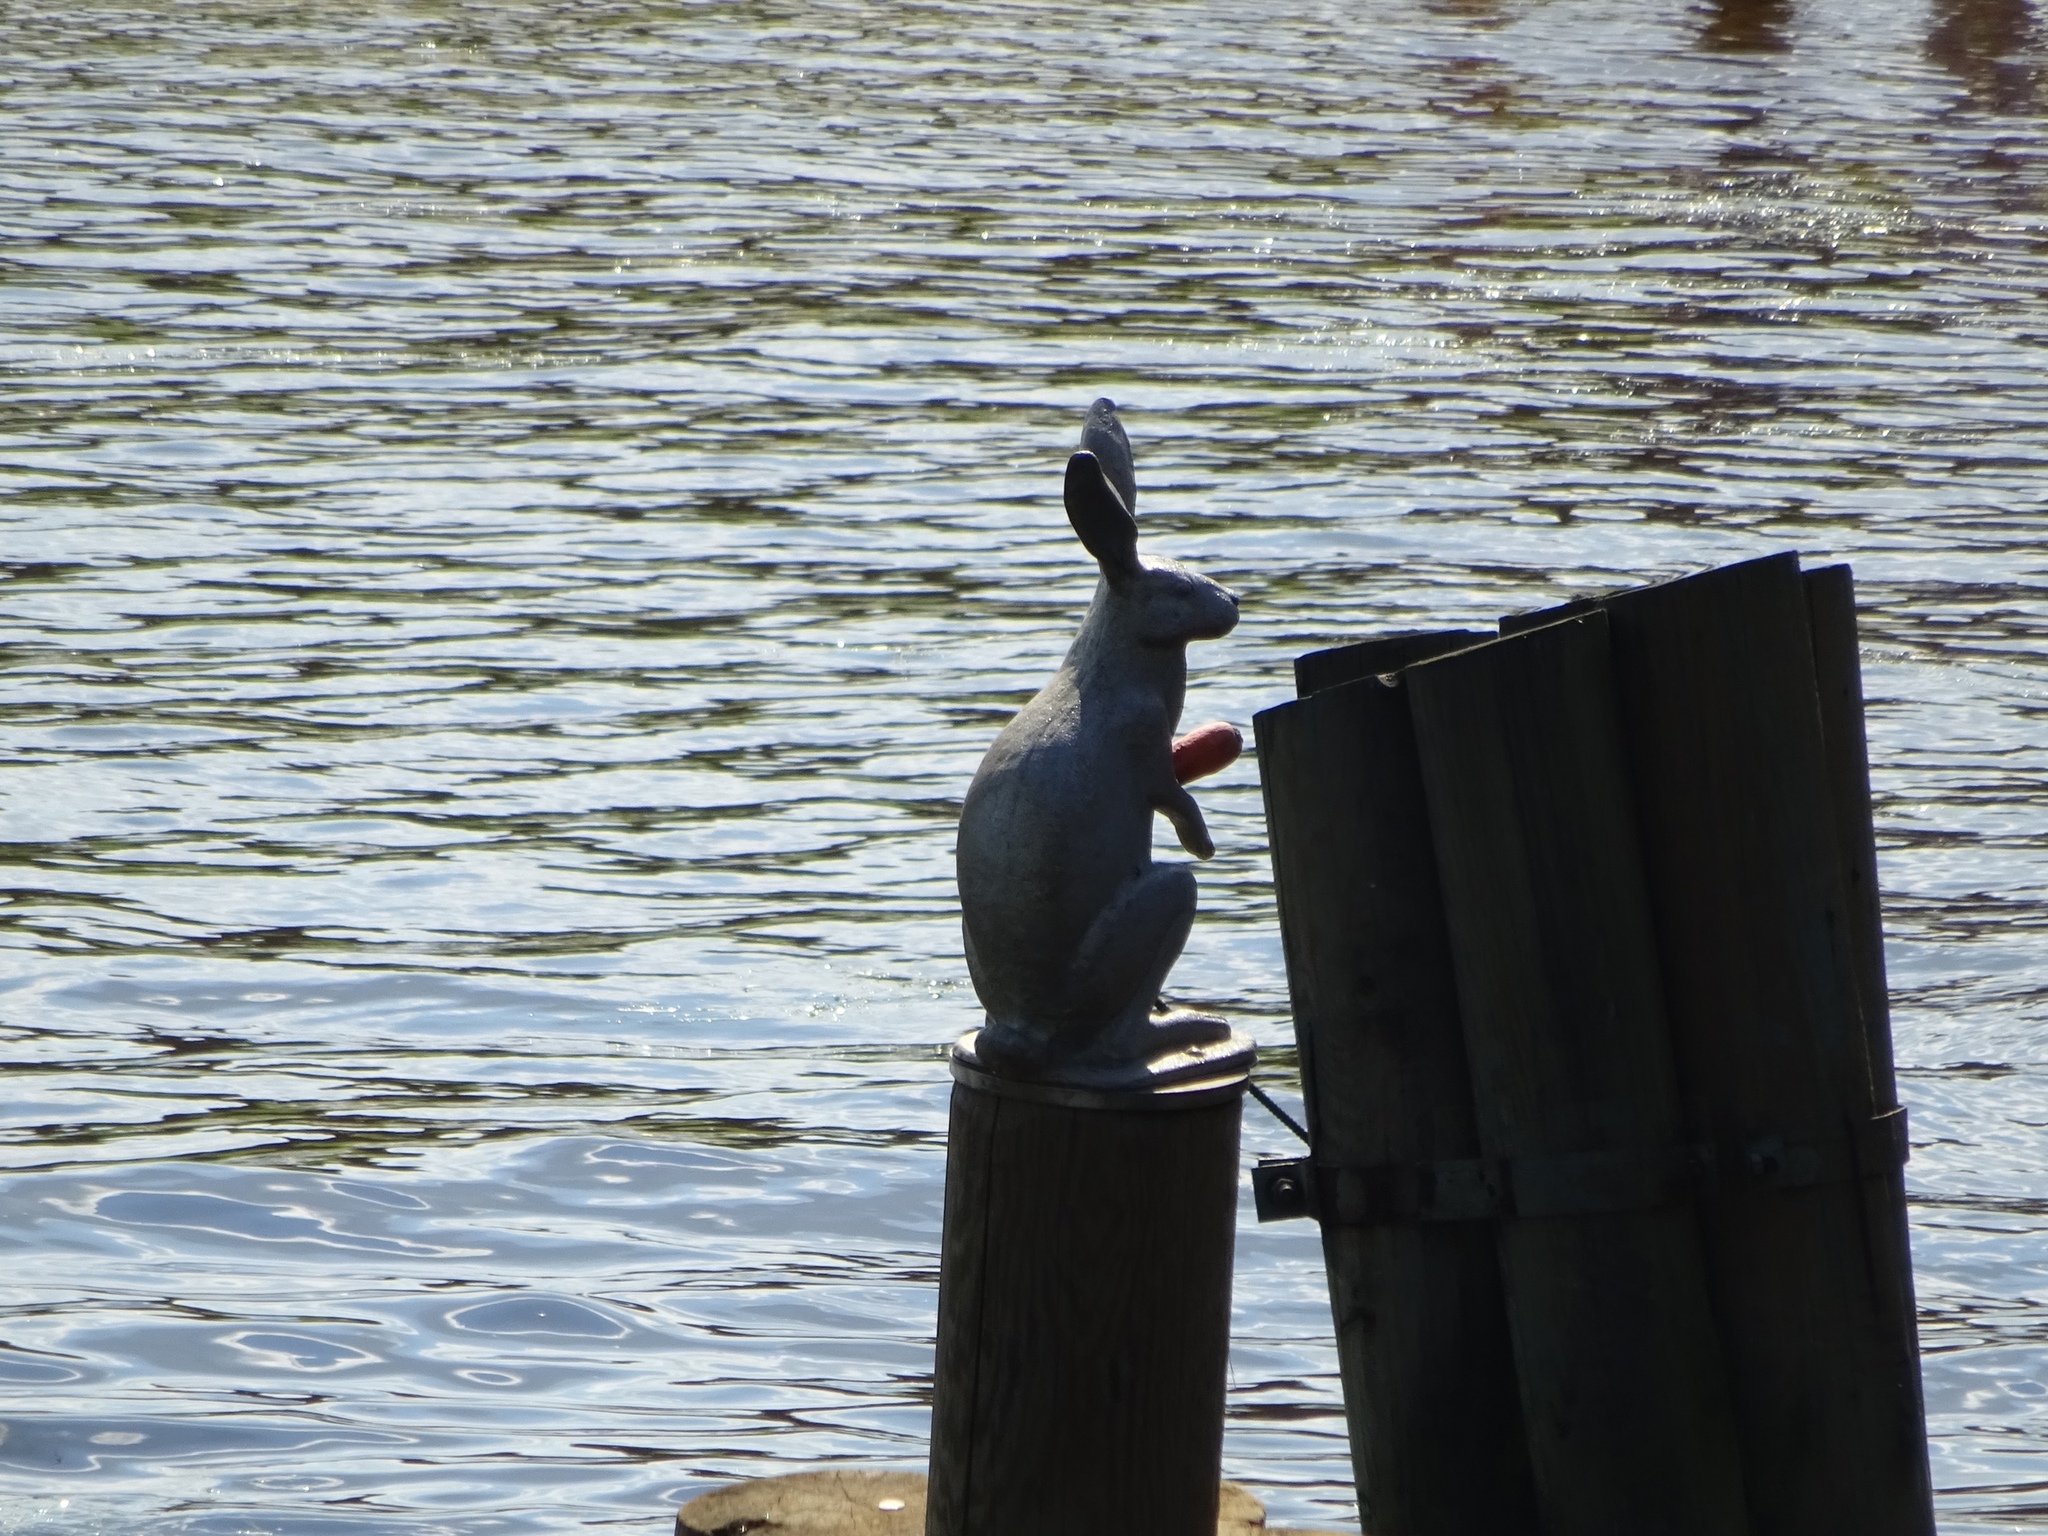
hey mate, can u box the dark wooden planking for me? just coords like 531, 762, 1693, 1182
1803, 564, 1898, 1105
1407, 613, 1749, 1536
1805, 562, 1934, 1522
924, 1083, 1240, 1536
1256, 677, 1538, 1535
1595, 554, 1932, 1535
1294, 630, 1491, 698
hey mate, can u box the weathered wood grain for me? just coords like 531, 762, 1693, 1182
924, 1079, 1241, 1536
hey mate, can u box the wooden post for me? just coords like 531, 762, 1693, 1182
924, 1064, 1244, 1536
1255, 633, 1537, 1535
1566, 554, 1932, 1534
1405, 613, 1750, 1536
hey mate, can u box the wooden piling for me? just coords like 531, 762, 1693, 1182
1575, 554, 1931, 1534
1805, 563, 1934, 1525
1293, 629, 1492, 698
1405, 613, 1749, 1536
1255, 631, 1537, 1535
1803, 564, 1901, 1106
1805, 567, 1929, 1469
924, 1064, 1244, 1536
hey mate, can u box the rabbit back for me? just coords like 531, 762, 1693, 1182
957, 663, 1163, 1030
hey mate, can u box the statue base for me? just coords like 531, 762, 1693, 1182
952, 1023, 1257, 1103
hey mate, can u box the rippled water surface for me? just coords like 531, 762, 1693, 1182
2, 0, 2046, 1530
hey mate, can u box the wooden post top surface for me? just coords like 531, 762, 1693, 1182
675, 1471, 1350, 1535
949, 1030, 1252, 1111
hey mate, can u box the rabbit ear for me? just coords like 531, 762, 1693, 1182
1078, 397, 1137, 514
1065, 451, 1141, 581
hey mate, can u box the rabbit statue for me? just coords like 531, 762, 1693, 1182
954, 399, 1256, 1091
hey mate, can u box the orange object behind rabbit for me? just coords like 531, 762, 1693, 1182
1171, 721, 1241, 785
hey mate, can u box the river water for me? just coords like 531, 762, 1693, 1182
1, 0, 2044, 1531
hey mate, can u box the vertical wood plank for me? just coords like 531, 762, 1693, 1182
1407, 613, 1749, 1536
1592, 554, 1932, 1535
1805, 562, 1935, 1525
1803, 564, 1899, 1103
1256, 670, 1538, 1535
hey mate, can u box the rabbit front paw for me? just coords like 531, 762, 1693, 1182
1160, 784, 1216, 860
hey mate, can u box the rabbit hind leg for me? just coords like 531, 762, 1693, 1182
1056, 863, 1231, 1071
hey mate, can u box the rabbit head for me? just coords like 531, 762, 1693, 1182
1064, 407, 1239, 648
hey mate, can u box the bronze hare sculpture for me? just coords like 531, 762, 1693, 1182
955, 400, 1255, 1091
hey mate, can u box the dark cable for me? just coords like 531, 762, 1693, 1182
1247, 1080, 1311, 1146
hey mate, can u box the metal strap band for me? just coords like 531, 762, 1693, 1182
1253, 1107, 1909, 1225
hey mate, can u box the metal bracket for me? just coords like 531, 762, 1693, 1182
1252, 1156, 1315, 1222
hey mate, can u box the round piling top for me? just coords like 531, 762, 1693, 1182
676, 1470, 925, 1535
675, 1471, 1295, 1534
948, 1030, 1253, 1111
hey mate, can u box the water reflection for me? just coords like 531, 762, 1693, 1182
219, 1333, 381, 1373
446, 1297, 633, 1340
1700, 0, 1795, 52
1927, 0, 2041, 112
1423, 0, 1504, 21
